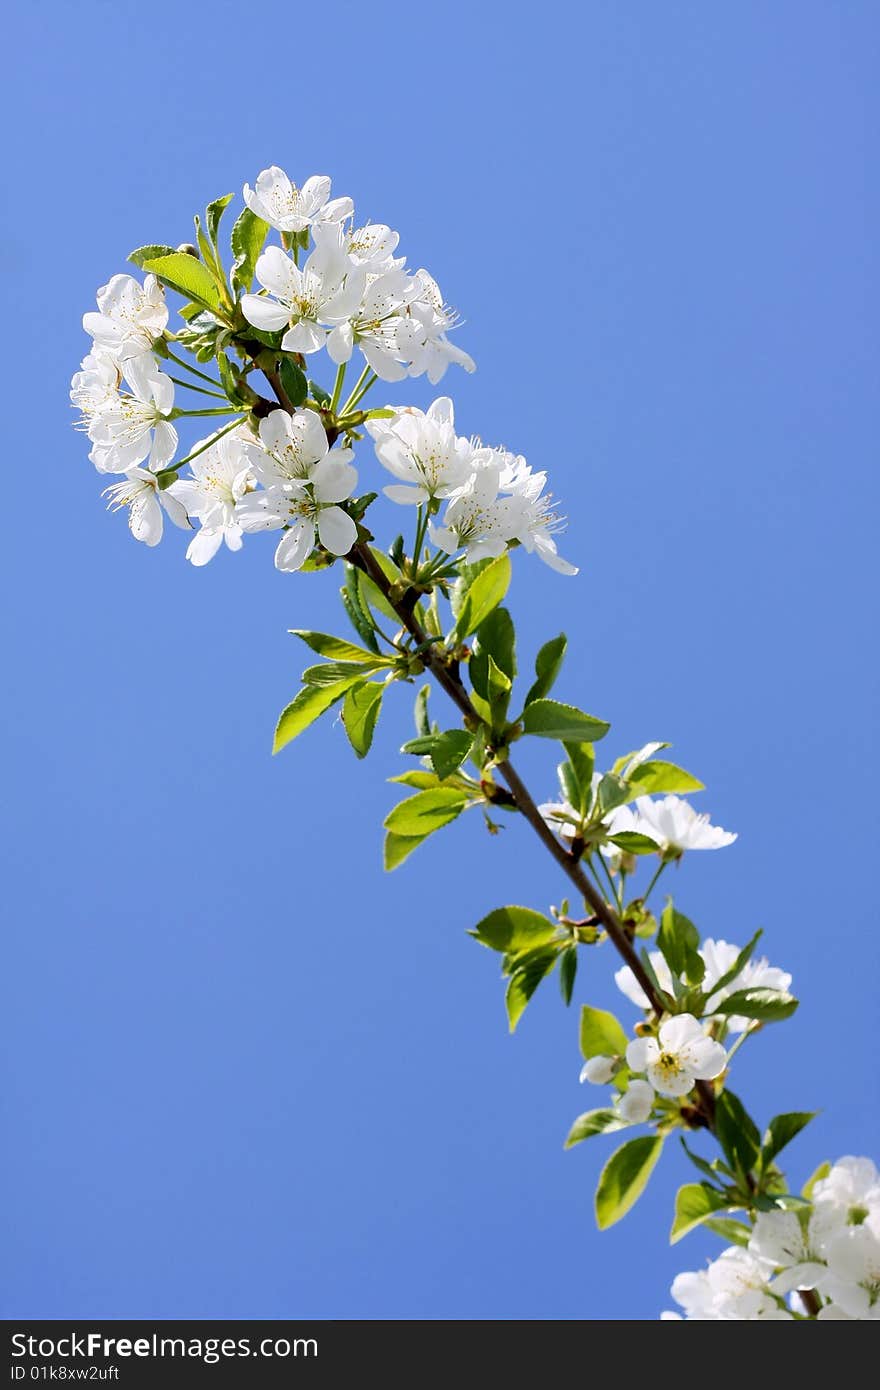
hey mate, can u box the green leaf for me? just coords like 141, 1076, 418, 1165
521, 700, 610, 743
597, 773, 629, 815
402, 730, 473, 779
341, 566, 380, 654
626, 760, 705, 796
388, 770, 444, 790
469, 606, 516, 702
607, 831, 661, 855
273, 677, 363, 753
291, 630, 381, 663
279, 357, 308, 407
703, 1217, 752, 1247
451, 554, 511, 640
705, 930, 763, 996
128, 243, 177, 269
302, 660, 388, 687
715, 1090, 761, 1178
595, 1135, 665, 1229
559, 945, 578, 1004
713, 988, 798, 1022
206, 193, 234, 247
680, 1136, 728, 1184
471, 905, 559, 953
384, 830, 428, 870
384, 788, 468, 837
231, 207, 269, 294
524, 633, 567, 706
579, 1004, 628, 1060
565, 1108, 627, 1148
505, 947, 558, 1031
670, 1183, 732, 1244
657, 901, 704, 984
342, 682, 384, 758
560, 742, 595, 817
760, 1112, 816, 1170
142, 253, 223, 312
801, 1160, 831, 1199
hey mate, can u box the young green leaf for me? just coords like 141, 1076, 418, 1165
579, 1004, 628, 1060
521, 700, 610, 743
384, 788, 469, 837
451, 553, 512, 640
760, 1112, 817, 1170
505, 947, 559, 1031
388, 770, 444, 790
657, 901, 704, 984
302, 659, 388, 687
607, 831, 661, 855
469, 606, 516, 699
801, 1160, 832, 1199
341, 567, 381, 653
670, 1183, 734, 1244
291, 630, 382, 663
702, 1217, 752, 1247
206, 192, 234, 247
715, 1090, 761, 1178
342, 682, 384, 758
713, 988, 798, 1022
626, 760, 705, 796
384, 830, 428, 870
273, 677, 364, 753
231, 207, 269, 294
142, 253, 223, 312
524, 633, 567, 706
279, 357, 308, 406
565, 1108, 627, 1148
561, 742, 595, 817
471, 905, 560, 953
595, 1135, 665, 1229
559, 945, 578, 1004
128, 243, 177, 269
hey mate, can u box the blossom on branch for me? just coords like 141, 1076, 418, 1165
625, 1014, 727, 1098
244, 167, 352, 232
236, 453, 358, 572
83, 274, 168, 363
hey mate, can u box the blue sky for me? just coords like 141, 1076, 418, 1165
2, 1, 877, 1321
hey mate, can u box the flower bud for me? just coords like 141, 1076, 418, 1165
176, 243, 200, 258
579, 1055, 618, 1085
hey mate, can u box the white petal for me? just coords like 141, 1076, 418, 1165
241, 295, 290, 332
186, 527, 224, 566
274, 522, 313, 571
316, 506, 357, 556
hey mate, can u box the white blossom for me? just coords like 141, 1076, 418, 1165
401, 269, 476, 383
367, 398, 475, 505
83, 273, 167, 362
236, 454, 358, 572
819, 1224, 880, 1319
615, 938, 791, 1036
246, 407, 352, 486
168, 430, 255, 566
748, 1210, 829, 1296
622, 795, 737, 855
617, 1078, 655, 1123
325, 265, 417, 381
240, 244, 364, 355
243, 167, 352, 232
579, 1056, 617, 1085
86, 361, 177, 475
102, 467, 191, 547
812, 1156, 880, 1227
70, 349, 121, 421
429, 461, 521, 562
668, 1248, 792, 1320
626, 1014, 726, 1098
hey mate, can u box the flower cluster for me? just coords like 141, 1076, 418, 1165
666, 1157, 880, 1319
368, 399, 577, 573
615, 937, 791, 1031
541, 787, 737, 861
580, 1012, 727, 1124
241, 166, 474, 384
71, 167, 575, 576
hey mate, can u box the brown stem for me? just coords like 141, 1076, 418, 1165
235, 338, 718, 1132
799, 1288, 822, 1318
